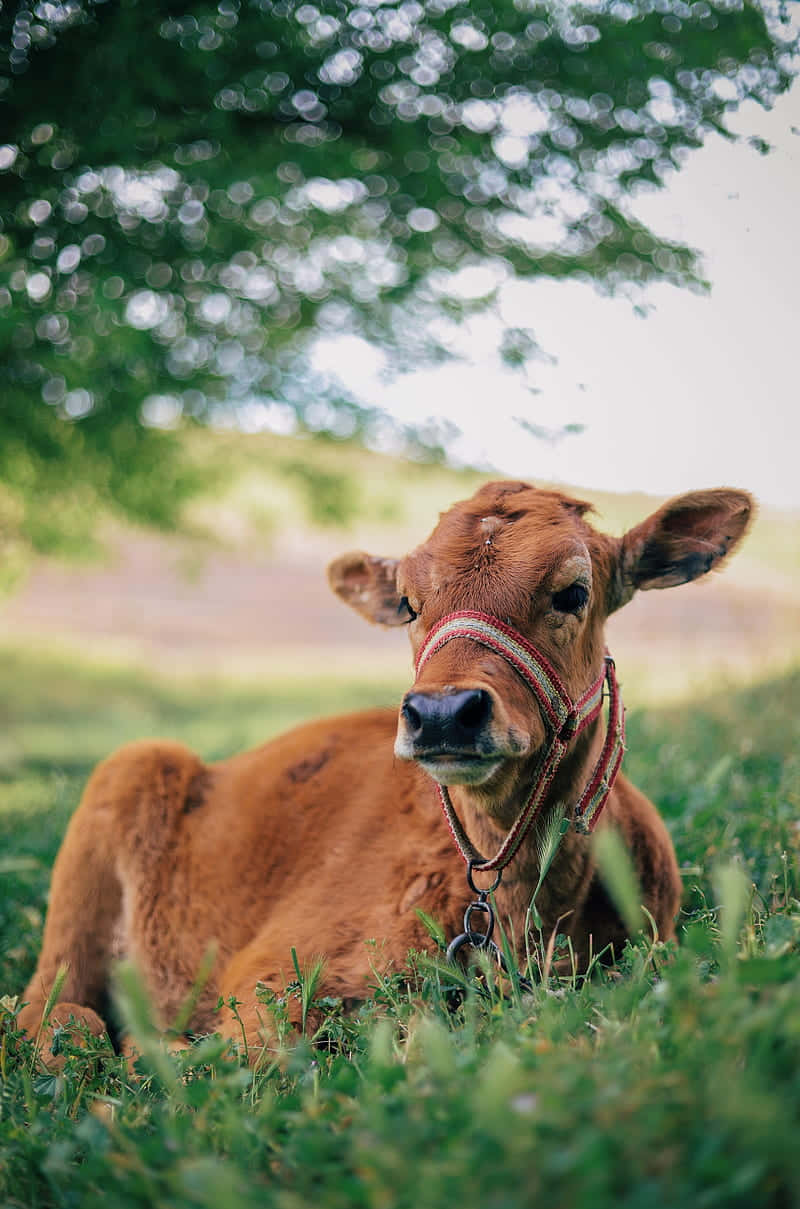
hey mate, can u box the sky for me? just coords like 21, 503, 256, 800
314, 80, 800, 510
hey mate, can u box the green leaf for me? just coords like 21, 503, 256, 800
764, 914, 800, 958
415, 908, 447, 951
593, 827, 644, 937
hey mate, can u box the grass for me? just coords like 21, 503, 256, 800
2, 643, 800, 1209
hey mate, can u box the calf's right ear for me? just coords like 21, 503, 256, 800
612, 488, 754, 610
328, 552, 408, 626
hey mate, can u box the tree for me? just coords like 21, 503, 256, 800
0, 0, 794, 563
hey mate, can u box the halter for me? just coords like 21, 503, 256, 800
414, 610, 626, 877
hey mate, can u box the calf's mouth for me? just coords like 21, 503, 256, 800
411, 752, 504, 788
394, 685, 531, 787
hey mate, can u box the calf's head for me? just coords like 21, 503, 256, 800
329, 481, 752, 806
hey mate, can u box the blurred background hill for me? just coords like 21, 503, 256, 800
2, 429, 797, 705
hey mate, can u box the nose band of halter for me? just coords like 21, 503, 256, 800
413, 610, 626, 872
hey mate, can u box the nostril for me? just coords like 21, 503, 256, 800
454, 689, 491, 734
402, 698, 423, 738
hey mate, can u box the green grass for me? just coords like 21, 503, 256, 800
2, 645, 800, 1209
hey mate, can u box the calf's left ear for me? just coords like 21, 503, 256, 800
613, 488, 755, 608
328, 551, 408, 626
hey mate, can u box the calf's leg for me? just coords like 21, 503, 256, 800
18, 740, 206, 1064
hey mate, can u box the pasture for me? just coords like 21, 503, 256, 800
2, 637, 800, 1208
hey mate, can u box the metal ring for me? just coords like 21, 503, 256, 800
446, 932, 536, 994
446, 931, 502, 964
466, 860, 502, 896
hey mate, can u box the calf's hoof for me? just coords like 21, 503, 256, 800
17, 1000, 109, 1069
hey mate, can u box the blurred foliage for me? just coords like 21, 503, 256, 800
0, 0, 796, 563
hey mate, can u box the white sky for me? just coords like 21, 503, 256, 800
315, 81, 800, 510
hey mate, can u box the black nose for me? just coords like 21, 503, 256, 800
401, 689, 492, 749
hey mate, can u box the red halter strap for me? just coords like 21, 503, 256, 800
414, 610, 626, 874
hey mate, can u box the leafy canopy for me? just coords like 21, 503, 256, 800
0, 0, 795, 561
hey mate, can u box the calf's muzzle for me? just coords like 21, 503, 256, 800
401, 688, 492, 752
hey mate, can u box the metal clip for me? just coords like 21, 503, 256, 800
446, 890, 502, 966
446, 865, 534, 992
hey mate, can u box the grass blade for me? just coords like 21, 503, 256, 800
593, 827, 644, 938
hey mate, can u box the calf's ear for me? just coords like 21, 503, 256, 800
328, 552, 408, 626
613, 488, 755, 608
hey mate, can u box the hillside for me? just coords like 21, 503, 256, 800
2, 431, 797, 703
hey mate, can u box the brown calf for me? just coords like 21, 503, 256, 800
18, 481, 753, 1061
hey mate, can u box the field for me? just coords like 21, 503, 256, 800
2, 442, 800, 1208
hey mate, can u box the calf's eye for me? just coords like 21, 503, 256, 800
551, 583, 589, 614
398, 595, 419, 622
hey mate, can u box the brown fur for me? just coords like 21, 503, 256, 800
18, 482, 754, 1063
